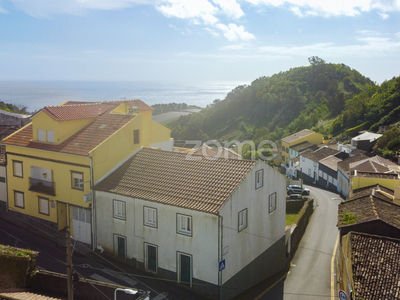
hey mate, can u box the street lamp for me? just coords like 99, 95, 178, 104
114, 288, 138, 300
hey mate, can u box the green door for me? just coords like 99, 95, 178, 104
117, 236, 126, 260
147, 245, 157, 272
179, 253, 191, 286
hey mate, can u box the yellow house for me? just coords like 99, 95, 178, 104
2, 100, 172, 245
280, 129, 323, 163
350, 171, 400, 194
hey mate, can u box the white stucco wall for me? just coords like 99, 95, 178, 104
95, 192, 220, 284
218, 160, 286, 284
299, 155, 318, 181
149, 139, 174, 151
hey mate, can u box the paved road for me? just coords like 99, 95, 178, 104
284, 185, 341, 299
152, 109, 201, 123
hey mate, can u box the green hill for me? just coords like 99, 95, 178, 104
167, 57, 376, 143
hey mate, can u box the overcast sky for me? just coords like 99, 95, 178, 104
1, 0, 399, 84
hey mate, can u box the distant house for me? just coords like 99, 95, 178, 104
0, 125, 21, 210
298, 146, 339, 186
93, 147, 287, 300
281, 129, 323, 164
337, 153, 369, 197
351, 131, 382, 152
338, 232, 400, 300
337, 190, 400, 239
286, 142, 318, 178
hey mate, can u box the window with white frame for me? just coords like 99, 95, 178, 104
71, 171, 84, 190
113, 200, 126, 220
47, 130, 54, 143
269, 192, 277, 213
38, 129, 45, 141
13, 160, 23, 178
144, 206, 157, 227
238, 208, 248, 231
14, 191, 24, 208
38, 197, 49, 215
177, 214, 192, 236
255, 169, 264, 189
302, 156, 305, 162
313, 161, 317, 167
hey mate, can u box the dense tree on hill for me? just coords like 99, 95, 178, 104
166, 58, 375, 143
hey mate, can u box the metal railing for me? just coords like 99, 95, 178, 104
29, 177, 56, 196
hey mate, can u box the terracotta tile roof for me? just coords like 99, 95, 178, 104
2, 112, 136, 156
337, 153, 369, 173
300, 146, 339, 162
349, 232, 400, 300
349, 185, 394, 202
93, 147, 256, 214
281, 129, 317, 143
338, 195, 400, 229
0, 291, 63, 300
36, 102, 116, 122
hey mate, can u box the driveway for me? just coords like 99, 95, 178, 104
284, 186, 341, 299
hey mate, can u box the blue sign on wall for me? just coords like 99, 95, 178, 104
219, 259, 226, 271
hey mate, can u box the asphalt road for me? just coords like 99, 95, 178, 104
152, 109, 201, 123
283, 185, 341, 300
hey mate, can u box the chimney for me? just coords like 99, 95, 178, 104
394, 186, 400, 205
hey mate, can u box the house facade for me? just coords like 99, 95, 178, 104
281, 129, 323, 164
2, 100, 172, 246
94, 148, 287, 300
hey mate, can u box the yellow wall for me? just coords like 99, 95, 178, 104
281, 131, 323, 163
90, 113, 171, 183
6, 145, 91, 225
338, 233, 354, 296
351, 175, 400, 194
32, 112, 94, 144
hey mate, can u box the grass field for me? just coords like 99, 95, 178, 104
286, 206, 302, 226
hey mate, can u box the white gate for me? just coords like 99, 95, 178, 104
72, 206, 91, 244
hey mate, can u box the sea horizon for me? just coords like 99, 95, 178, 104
0, 80, 249, 113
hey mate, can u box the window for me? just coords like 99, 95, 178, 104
13, 161, 23, 178
177, 252, 192, 287
133, 129, 140, 144
177, 214, 192, 236
144, 207, 157, 227
14, 191, 24, 208
71, 171, 84, 190
47, 130, 54, 143
313, 161, 317, 167
38, 197, 49, 215
282, 146, 285, 151
286, 148, 289, 153
269, 192, 276, 213
255, 169, 264, 189
38, 129, 45, 141
238, 209, 248, 231
145, 243, 158, 273
113, 200, 126, 220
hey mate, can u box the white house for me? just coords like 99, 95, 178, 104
93, 147, 286, 300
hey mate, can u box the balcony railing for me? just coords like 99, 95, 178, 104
29, 177, 56, 196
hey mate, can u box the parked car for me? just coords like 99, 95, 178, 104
287, 185, 310, 195
288, 194, 302, 200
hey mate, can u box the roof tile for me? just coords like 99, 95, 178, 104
93, 148, 256, 214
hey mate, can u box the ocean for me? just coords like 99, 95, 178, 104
0, 80, 247, 113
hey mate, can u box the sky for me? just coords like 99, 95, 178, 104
0, 0, 399, 84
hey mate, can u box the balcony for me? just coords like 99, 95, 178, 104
29, 177, 56, 196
